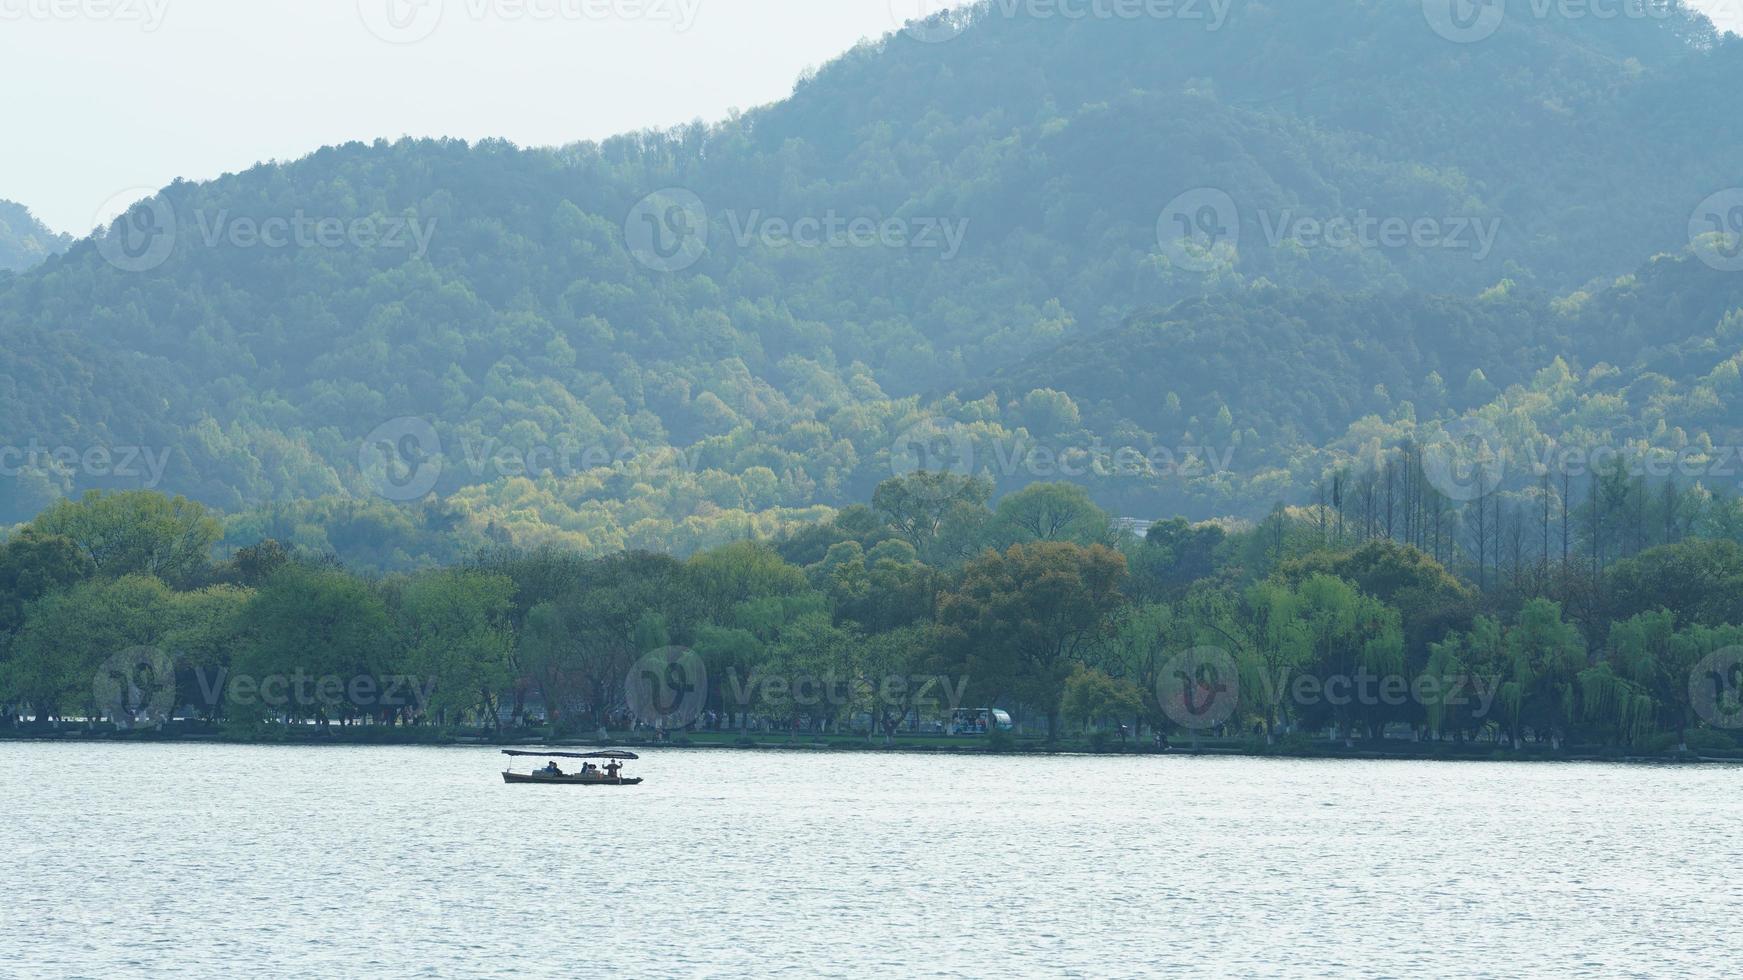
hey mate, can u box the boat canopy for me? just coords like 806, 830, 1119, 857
501, 750, 639, 760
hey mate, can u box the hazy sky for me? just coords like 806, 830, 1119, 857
4, 0, 1740, 236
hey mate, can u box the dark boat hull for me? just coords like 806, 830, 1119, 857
502, 772, 643, 786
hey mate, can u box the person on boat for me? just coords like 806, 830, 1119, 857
604, 760, 623, 780
543, 761, 564, 777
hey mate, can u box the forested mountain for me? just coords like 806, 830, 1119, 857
2, 0, 1742, 564
987, 254, 1743, 488
0, 201, 70, 273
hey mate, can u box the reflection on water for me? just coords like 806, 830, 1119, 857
2, 744, 1737, 977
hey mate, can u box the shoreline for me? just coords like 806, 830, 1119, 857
4, 729, 1739, 765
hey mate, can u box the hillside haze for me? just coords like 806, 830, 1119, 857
3, 0, 1742, 563
0, 202, 71, 274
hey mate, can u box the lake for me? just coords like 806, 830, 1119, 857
3, 744, 1737, 977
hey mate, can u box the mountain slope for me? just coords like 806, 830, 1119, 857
1, 0, 1741, 557
0, 201, 71, 273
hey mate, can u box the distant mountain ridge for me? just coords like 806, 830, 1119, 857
1, 0, 1741, 561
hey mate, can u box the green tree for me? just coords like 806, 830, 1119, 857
939, 541, 1127, 739
1061, 665, 1145, 737
1496, 599, 1587, 749
3, 574, 174, 723
164, 584, 253, 721
232, 565, 396, 726
1606, 613, 1743, 752
1237, 581, 1311, 743
1290, 574, 1404, 743
989, 482, 1113, 549
397, 569, 517, 727
872, 473, 992, 565
1605, 540, 1743, 628
30, 491, 221, 587
857, 623, 940, 745
0, 529, 94, 636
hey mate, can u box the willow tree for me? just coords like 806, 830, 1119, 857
1578, 663, 1656, 748
1103, 603, 1184, 738
1497, 599, 1587, 749
1608, 613, 1743, 752
1669, 624, 1743, 750
1423, 626, 1483, 742
1237, 580, 1310, 744
1289, 574, 1405, 744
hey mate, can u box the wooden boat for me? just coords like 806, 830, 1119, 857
500, 749, 643, 786
502, 770, 643, 785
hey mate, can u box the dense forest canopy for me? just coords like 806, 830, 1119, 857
6, 479, 1742, 755
1, 0, 1742, 569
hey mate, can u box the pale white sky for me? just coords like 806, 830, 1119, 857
3, 0, 1739, 236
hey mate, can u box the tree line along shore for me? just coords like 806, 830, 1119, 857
4, 460, 1743, 758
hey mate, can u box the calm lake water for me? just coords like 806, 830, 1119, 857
2, 744, 1737, 978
